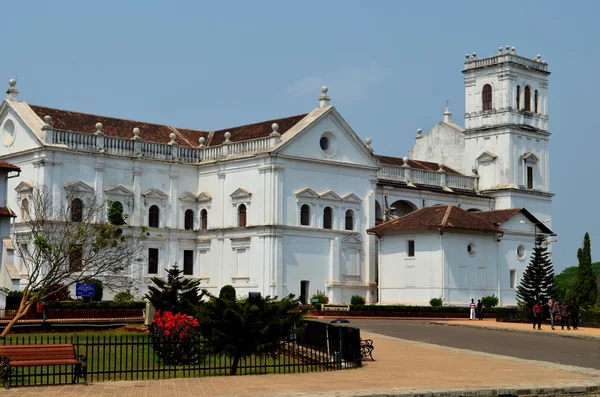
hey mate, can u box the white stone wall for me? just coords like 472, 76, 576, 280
409, 121, 466, 173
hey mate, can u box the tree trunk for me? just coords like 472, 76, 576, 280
0, 295, 34, 338
230, 354, 241, 375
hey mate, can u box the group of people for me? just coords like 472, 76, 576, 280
532, 297, 581, 331
469, 299, 484, 320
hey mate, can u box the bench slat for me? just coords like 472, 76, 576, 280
10, 359, 80, 367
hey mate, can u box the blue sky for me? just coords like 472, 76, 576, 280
3, 0, 598, 272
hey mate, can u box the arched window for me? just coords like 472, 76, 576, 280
534, 90, 539, 113
345, 209, 354, 231
323, 207, 333, 229
71, 198, 83, 222
200, 209, 208, 230
148, 205, 160, 228
238, 204, 247, 227
516, 85, 521, 109
184, 209, 194, 230
524, 86, 531, 111
482, 84, 492, 111
300, 204, 310, 226
21, 199, 29, 221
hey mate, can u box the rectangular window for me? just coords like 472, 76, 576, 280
69, 245, 83, 272
407, 240, 415, 257
183, 250, 194, 276
510, 270, 516, 289
148, 248, 159, 274
527, 166, 533, 189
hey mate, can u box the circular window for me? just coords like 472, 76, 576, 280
3, 119, 15, 146
467, 243, 475, 256
318, 131, 338, 158
319, 136, 329, 151
517, 245, 526, 259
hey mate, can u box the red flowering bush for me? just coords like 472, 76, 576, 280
149, 310, 202, 364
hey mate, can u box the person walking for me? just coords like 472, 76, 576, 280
570, 300, 580, 330
476, 299, 483, 320
548, 297, 558, 330
560, 300, 570, 330
469, 299, 476, 320
532, 300, 543, 330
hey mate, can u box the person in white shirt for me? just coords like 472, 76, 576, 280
469, 299, 476, 320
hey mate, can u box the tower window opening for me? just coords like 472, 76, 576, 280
516, 85, 521, 109
524, 86, 531, 112
534, 90, 539, 113
527, 166, 533, 189
482, 84, 492, 111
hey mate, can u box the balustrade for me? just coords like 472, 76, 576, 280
377, 165, 478, 191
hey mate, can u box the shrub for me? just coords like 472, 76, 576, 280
350, 295, 366, 305
481, 295, 499, 309
149, 310, 201, 365
36, 283, 71, 302
5, 290, 24, 309
311, 290, 329, 305
429, 297, 443, 307
145, 265, 206, 315
113, 291, 135, 304
219, 285, 237, 302
82, 278, 104, 302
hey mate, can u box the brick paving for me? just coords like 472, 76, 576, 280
3, 331, 599, 397
436, 319, 600, 339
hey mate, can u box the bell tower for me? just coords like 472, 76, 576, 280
462, 46, 553, 223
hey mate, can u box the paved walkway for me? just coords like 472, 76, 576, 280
4, 331, 600, 397
435, 319, 600, 340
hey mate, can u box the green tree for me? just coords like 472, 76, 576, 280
516, 235, 556, 310
145, 265, 207, 315
1, 186, 145, 338
575, 233, 597, 307
200, 286, 307, 375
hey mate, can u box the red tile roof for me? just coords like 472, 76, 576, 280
475, 208, 554, 235
0, 160, 20, 172
29, 104, 307, 148
375, 154, 462, 175
367, 204, 502, 235
0, 207, 16, 218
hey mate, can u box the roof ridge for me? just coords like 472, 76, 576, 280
440, 204, 453, 228
213, 112, 309, 133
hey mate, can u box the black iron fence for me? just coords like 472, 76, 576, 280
0, 322, 362, 387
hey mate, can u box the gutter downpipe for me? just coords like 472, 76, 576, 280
440, 229, 445, 304
496, 231, 504, 306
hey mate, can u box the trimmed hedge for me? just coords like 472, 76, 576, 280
349, 305, 474, 313
42, 300, 146, 309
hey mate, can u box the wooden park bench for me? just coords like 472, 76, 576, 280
0, 344, 87, 388
360, 338, 374, 360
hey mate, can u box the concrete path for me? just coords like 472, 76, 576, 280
4, 331, 600, 397
434, 319, 600, 340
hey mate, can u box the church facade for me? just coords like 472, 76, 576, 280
0, 47, 554, 307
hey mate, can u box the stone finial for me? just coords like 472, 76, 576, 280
95, 122, 103, 135
402, 157, 410, 167
168, 132, 177, 146
224, 131, 232, 144
498, 46, 503, 55
415, 128, 423, 140
438, 163, 445, 172
472, 52, 477, 59
198, 136, 206, 148
6, 79, 19, 100
365, 138, 374, 153
511, 46, 516, 54
443, 106, 452, 123
269, 123, 280, 138
132, 127, 141, 140
43, 115, 52, 127
535, 54, 541, 62
506, 45, 510, 52
319, 86, 330, 109
465, 54, 471, 61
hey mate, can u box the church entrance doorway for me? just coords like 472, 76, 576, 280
300, 280, 310, 305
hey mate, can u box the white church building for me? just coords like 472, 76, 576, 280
0, 47, 554, 307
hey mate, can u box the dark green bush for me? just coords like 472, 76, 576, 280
429, 298, 444, 307
219, 285, 237, 302
350, 295, 366, 306
82, 278, 104, 302
5, 290, 24, 309
481, 295, 499, 309
113, 291, 135, 304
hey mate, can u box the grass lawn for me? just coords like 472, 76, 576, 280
1, 329, 330, 387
